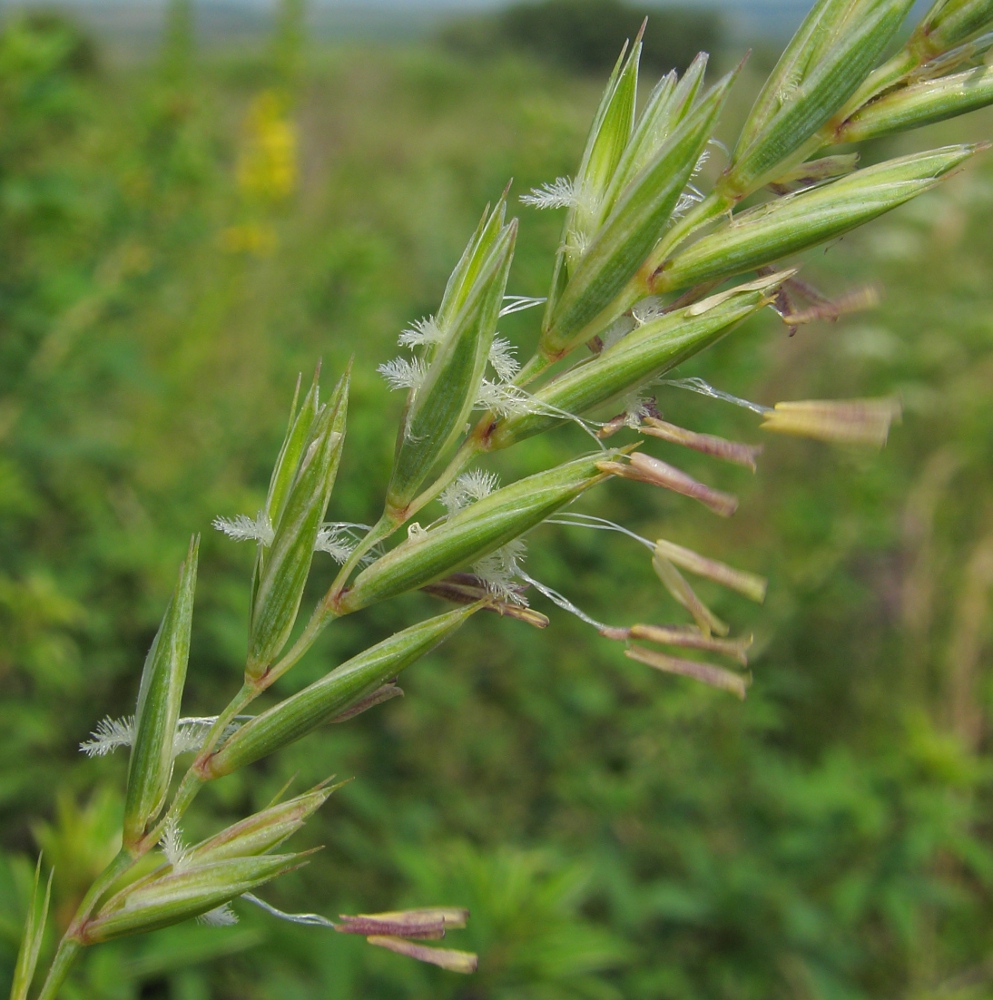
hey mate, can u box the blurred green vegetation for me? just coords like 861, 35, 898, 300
438, 0, 724, 75
1, 7, 993, 999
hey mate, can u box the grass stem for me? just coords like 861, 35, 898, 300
33, 940, 80, 1000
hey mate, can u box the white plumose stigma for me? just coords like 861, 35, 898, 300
314, 525, 355, 563
80, 715, 245, 758
398, 315, 444, 348
171, 718, 215, 755
776, 68, 804, 106
160, 816, 191, 872
198, 904, 240, 927
672, 187, 705, 220
215, 513, 368, 561
618, 391, 652, 428
79, 716, 135, 756
473, 380, 572, 422
472, 538, 528, 605
520, 176, 577, 209
630, 297, 667, 326
377, 356, 428, 392
212, 511, 274, 546
475, 380, 606, 445
440, 469, 500, 516
564, 228, 591, 260
475, 379, 529, 417
488, 336, 520, 382
475, 328, 530, 415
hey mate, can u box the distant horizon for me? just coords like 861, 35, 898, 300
1, 0, 816, 46
6, 0, 810, 8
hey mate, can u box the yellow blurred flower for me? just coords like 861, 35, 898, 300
221, 222, 278, 256
236, 90, 297, 204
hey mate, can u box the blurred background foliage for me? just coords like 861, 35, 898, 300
0, 1, 992, 997
438, 0, 724, 74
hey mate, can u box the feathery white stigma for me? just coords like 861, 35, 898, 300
630, 297, 667, 327
160, 816, 191, 872
475, 381, 605, 444
398, 315, 444, 349
619, 391, 652, 429
80, 715, 243, 758
315, 525, 356, 563
378, 356, 428, 392
79, 715, 135, 757
672, 187, 705, 220
441, 469, 500, 515
776, 68, 803, 106
520, 176, 577, 209
472, 538, 528, 605
212, 512, 274, 546
198, 904, 240, 927
488, 337, 520, 382
565, 228, 591, 259
475, 379, 533, 417
171, 719, 215, 755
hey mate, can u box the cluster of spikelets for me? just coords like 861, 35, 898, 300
14, 0, 993, 996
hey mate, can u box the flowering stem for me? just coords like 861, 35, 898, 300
649, 189, 730, 278
33, 674, 261, 998
66, 849, 135, 935
35, 845, 134, 999
33, 940, 80, 1000
514, 351, 555, 387
137, 682, 258, 856
324, 513, 397, 604
325, 436, 486, 606
840, 47, 920, 122
403, 436, 482, 523
259, 602, 340, 687
184, 683, 256, 784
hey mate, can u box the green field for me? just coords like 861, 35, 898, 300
2, 9, 993, 999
